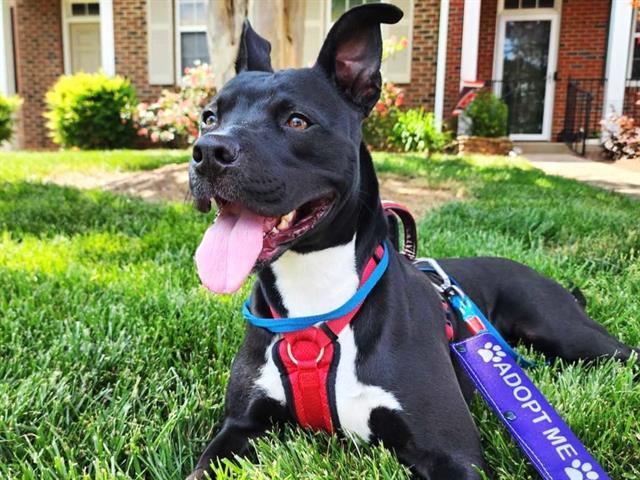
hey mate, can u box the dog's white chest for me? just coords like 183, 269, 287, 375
253, 238, 402, 441
332, 326, 402, 440
254, 328, 401, 441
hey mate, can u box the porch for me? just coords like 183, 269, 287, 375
449, 0, 635, 151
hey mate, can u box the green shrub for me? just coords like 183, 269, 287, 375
390, 108, 449, 154
466, 91, 508, 138
45, 72, 138, 149
0, 95, 22, 143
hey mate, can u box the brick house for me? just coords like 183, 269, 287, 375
0, 0, 637, 149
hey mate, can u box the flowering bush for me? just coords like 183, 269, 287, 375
363, 36, 407, 150
363, 81, 405, 150
601, 115, 640, 160
135, 62, 216, 147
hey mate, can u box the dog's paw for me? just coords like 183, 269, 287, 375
478, 342, 507, 363
186, 468, 209, 480
564, 459, 599, 480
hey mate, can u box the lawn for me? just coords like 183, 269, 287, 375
0, 149, 190, 183
0, 150, 638, 479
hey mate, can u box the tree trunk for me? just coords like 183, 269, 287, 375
248, 0, 305, 70
206, 0, 306, 88
207, 0, 249, 90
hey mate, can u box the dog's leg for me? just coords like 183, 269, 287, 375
187, 326, 289, 479
369, 403, 486, 479
187, 413, 270, 480
440, 258, 638, 363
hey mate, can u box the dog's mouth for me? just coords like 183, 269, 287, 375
195, 194, 334, 294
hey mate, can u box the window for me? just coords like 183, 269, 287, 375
177, 0, 210, 74
71, 2, 99, 16
629, 10, 640, 80
504, 0, 554, 9
328, 0, 414, 83
62, 0, 102, 74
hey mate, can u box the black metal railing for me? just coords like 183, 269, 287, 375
563, 79, 595, 156
563, 78, 606, 140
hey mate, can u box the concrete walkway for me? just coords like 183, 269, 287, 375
524, 153, 640, 198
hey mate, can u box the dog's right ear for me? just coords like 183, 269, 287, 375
314, 4, 403, 116
236, 20, 273, 73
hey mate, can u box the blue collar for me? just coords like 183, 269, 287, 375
242, 242, 390, 333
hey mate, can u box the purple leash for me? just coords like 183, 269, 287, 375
417, 258, 611, 480
451, 333, 610, 480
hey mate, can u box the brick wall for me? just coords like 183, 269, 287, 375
476, 0, 497, 83
13, 0, 64, 149
113, 0, 164, 102
400, 0, 440, 111
443, 0, 464, 119
552, 0, 610, 137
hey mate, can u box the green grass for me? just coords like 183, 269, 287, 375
0, 149, 191, 182
1, 151, 639, 479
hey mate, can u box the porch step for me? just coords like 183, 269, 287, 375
513, 142, 572, 155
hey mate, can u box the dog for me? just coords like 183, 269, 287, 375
187, 4, 638, 479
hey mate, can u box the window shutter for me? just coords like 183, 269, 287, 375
302, 0, 327, 68
147, 0, 175, 85
382, 0, 413, 84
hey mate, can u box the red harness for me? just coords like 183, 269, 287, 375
270, 202, 454, 432
272, 245, 384, 432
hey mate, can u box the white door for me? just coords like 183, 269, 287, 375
495, 12, 559, 141
70, 22, 101, 73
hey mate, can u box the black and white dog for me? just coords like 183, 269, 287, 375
187, 4, 637, 479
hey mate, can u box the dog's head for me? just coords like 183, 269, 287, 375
190, 4, 402, 294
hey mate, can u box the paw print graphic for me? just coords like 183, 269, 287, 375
478, 342, 507, 363
564, 459, 599, 480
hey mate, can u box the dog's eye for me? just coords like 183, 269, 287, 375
202, 111, 218, 128
286, 114, 310, 130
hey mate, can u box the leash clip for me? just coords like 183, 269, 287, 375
414, 257, 465, 299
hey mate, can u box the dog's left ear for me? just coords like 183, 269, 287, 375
236, 20, 273, 73
315, 4, 403, 115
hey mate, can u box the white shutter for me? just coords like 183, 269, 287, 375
382, 0, 413, 84
147, 0, 175, 85
302, 0, 328, 68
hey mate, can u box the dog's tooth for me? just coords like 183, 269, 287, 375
277, 217, 290, 230
282, 211, 295, 223
270, 226, 278, 234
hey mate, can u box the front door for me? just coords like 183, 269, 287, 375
70, 22, 101, 74
496, 13, 559, 140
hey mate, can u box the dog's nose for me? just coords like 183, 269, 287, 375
192, 135, 240, 173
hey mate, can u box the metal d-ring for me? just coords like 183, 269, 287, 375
287, 342, 325, 366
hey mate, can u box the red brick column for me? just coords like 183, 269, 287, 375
553, 0, 609, 138
401, 0, 441, 111
13, 0, 64, 149
443, 0, 464, 121
476, 0, 497, 83
113, 0, 164, 102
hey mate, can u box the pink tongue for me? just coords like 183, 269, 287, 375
195, 208, 265, 294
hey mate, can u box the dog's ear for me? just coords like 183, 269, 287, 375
236, 20, 273, 73
314, 4, 403, 115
